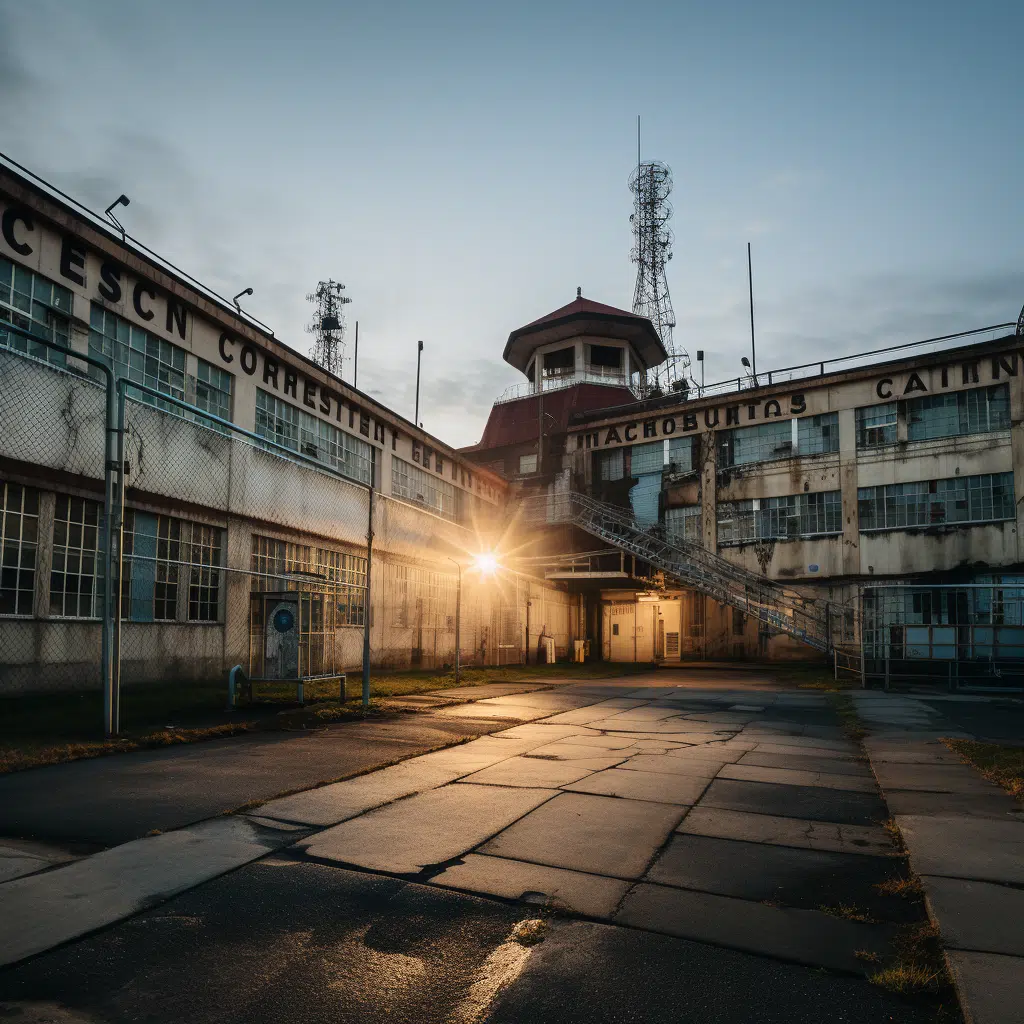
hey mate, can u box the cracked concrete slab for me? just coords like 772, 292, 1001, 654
0, 817, 286, 967
719, 763, 877, 794
701, 778, 887, 826
430, 853, 630, 918
563, 768, 711, 806
922, 875, 1024, 957
736, 752, 872, 777
896, 815, 1024, 883
459, 756, 598, 789
614, 882, 890, 974
946, 950, 1024, 1024
617, 753, 727, 778
480, 792, 685, 879
678, 806, 897, 857
301, 784, 557, 875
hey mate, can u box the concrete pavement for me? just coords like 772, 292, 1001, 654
4, 668, 1014, 1021
856, 692, 1024, 1024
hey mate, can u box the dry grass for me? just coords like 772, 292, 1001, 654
884, 818, 906, 852
817, 902, 876, 924
943, 738, 1024, 801
869, 963, 943, 994
869, 923, 952, 997
829, 691, 868, 742
854, 950, 882, 964
510, 919, 548, 946
875, 875, 924, 899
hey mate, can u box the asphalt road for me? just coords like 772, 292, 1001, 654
0, 714, 496, 846
0, 861, 945, 1024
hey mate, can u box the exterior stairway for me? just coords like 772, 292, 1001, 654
519, 490, 844, 654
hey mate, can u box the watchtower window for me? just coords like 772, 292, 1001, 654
542, 347, 575, 377
588, 344, 622, 369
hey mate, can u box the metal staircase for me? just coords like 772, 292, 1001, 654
519, 491, 839, 653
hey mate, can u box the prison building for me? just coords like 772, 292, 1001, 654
0, 162, 580, 692
466, 295, 1024, 689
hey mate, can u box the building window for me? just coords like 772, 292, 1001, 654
797, 413, 840, 456
50, 495, 103, 618
668, 435, 697, 474
255, 389, 372, 486
631, 440, 665, 476
89, 305, 186, 409
718, 491, 842, 545
858, 472, 1015, 531
188, 359, 233, 425
0, 481, 38, 616
665, 505, 702, 544
732, 609, 746, 636
597, 448, 625, 481
188, 524, 222, 621
719, 415, 839, 468
719, 419, 792, 468
518, 453, 538, 475
387, 562, 456, 630
251, 536, 366, 624
123, 511, 222, 622
541, 346, 575, 382
391, 456, 457, 520
907, 384, 1010, 442
856, 403, 897, 448
0, 259, 72, 367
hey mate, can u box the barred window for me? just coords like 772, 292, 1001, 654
387, 562, 457, 629
858, 472, 1015, 531
123, 510, 222, 621
856, 403, 897, 448
255, 388, 372, 485
907, 384, 1010, 442
316, 547, 367, 625
797, 413, 840, 456
89, 304, 186, 410
630, 440, 665, 476
50, 495, 103, 618
250, 535, 366, 624
717, 491, 842, 545
719, 419, 793, 468
188, 524, 222, 621
664, 505, 702, 544
255, 388, 299, 451
391, 456, 457, 520
597, 448, 624, 481
518, 453, 538, 475
188, 359, 233, 425
0, 259, 72, 367
0, 481, 38, 616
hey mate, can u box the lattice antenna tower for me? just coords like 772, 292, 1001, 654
629, 125, 690, 393
305, 279, 352, 378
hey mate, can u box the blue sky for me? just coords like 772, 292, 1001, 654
3, 0, 1023, 445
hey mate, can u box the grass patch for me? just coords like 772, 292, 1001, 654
818, 902, 876, 923
510, 918, 548, 946
942, 738, 1024, 801
875, 875, 924, 899
0, 662, 653, 773
869, 923, 952, 998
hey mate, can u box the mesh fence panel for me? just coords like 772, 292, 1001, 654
0, 346, 108, 691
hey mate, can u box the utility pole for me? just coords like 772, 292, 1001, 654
361, 456, 375, 711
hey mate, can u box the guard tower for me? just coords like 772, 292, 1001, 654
462, 291, 666, 480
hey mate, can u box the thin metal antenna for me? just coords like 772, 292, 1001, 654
637, 115, 641, 168
747, 242, 757, 382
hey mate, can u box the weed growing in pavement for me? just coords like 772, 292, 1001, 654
883, 818, 906, 852
854, 950, 882, 964
829, 692, 868, 742
511, 919, 548, 946
817, 903, 876, 924
869, 923, 952, 998
875, 875, 924, 899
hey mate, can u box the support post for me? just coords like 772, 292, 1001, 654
101, 366, 118, 737
353, 321, 359, 390
414, 340, 423, 426
361, 459, 375, 710
454, 563, 461, 685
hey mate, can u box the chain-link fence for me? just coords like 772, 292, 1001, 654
0, 325, 584, 735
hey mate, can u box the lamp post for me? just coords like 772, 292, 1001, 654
446, 556, 462, 685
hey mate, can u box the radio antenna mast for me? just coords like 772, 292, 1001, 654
306, 280, 352, 379
629, 119, 690, 394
